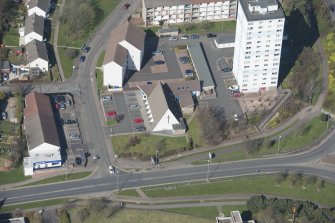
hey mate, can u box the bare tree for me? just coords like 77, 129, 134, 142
77, 207, 90, 223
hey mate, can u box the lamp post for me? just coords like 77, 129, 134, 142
277, 135, 282, 154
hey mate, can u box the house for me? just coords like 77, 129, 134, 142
24, 13, 45, 44
103, 22, 145, 91
27, 0, 51, 18
23, 91, 61, 175
26, 40, 49, 72
232, 0, 285, 93
139, 83, 181, 133
216, 210, 255, 223
142, 0, 238, 26
0, 60, 11, 73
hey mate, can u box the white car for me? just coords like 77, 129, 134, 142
128, 104, 140, 110
102, 95, 112, 102
181, 35, 188, 40
152, 50, 163, 55
233, 114, 239, 121
169, 36, 178, 41
228, 85, 239, 92
109, 165, 115, 174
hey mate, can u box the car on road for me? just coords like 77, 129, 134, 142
60, 103, 66, 110
128, 104, 140, 110
207, 33, 217, 38
135, 126, 146, 132
152, 50, 163, 55
184, 69, 194, 77
169, 36, 178, 41
69, 133, 80, 140
154, 61, 165, 65
133, 117, 144, 124
102, 95, 112, 102
228, 85, 239, 92
181, 35, 188, 40
80, 56, 86, 62
191, 34, 200, 39
222, 67, 232, 73
109, 165, 116, 173
83, 46, 91, 53
106, 111, 117, 117
123, 3, 130, 9
64, 120, 76, 125
233, 114, 239, 121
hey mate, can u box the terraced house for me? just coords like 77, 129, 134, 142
142, 0, 237, 26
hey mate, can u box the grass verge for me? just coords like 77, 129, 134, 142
0, 166, 31, 186
107, 119, 118, 126
0, 198, 68, 213
96, 69, 104, 92
161, 206, 218, 219
142, 175, 335, 207
3, 29, 19, 46
20, 171, 91, 187
116, 189, 140, 197
187, 117, 204, 147
96, 51, 105, 67
177, 20, 236, 34
57, 47, 75, 79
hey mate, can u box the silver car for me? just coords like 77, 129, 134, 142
128, 104, 140, 110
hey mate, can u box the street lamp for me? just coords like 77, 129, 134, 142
277, 135, 282, 154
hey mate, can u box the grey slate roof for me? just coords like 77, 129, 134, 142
143, 0, 224, 8
239, 0, 285, 21
24, 13, 45, 36
24, 91, 60, 150
29, 0, 50, 12
26, 40, 48, 63
187, 43, 215, 88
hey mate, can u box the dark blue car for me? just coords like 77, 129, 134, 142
191, 34, 200, 39
80, 56, 86, 62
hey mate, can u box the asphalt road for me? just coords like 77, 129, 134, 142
2, 128, 335, 206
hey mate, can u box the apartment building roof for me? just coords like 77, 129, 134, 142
215, 33, 235, 44
187, 43, 215, 89
24, 91, 60, 150
240, 0, 285, 21
24, 13, 45, 36
143, 0, 225, 8
26, 40, 48, 63
103, 22, 145, 66
28, 0, 50, 12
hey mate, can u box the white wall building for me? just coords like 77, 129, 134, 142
103, 22, 145, 91
24, 13, 45, 45
27, 0, 51, 18
26, 40, 49, 72
23, 91, 62, 176
142, 0, 237, 26
232, 0, 285, 93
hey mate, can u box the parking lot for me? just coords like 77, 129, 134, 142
175, 48, 194, 78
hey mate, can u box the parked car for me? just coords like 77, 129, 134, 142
60, 103, 66, 110
80, 56, 86, 62
181, 35, 188, 40
233, 114, 239, 121
207, 33, 217, 38
123, 3, 130, 9
69, 133, 80, 139
128, 104, 140, 110
228, 85, 239, 92
184, 69, 194, 77
222, 67, 232, 73
102, 95, 112, 102
169, 36, 178, 41
191, 34, 200, 39
152, 50, 163, 55
2, 112, 7, 120
135, 126, 146, 132
133, 117, 144, 124
154, 61, 165, 65
109, 165, 116, 173
179, 57, 190, 64
75, 157, 82, 165
106, 111, 117, 117
64, 120, 76, 125
3, 73, 9, 81
83, 46, 91, 53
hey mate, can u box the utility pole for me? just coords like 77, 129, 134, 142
277, 135, 282, 154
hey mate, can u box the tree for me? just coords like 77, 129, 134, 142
77, 207, 90, 223
199, 20, 212, 31
288, 172, 303, 187
258, 207, 285, 223
245, 138, 263, 155
65, 48, 79, 59
247, 195, 267, 213
0, 91, 6, 100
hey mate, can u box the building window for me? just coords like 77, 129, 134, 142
271, 81, 277, 84
244, 66, 250, 68
272, 72, 277, 75
246, 47, 251, 49
257, 41, 261, 43
248, 27, 253, 30
247, 42, 252, 45
262, 78, 267, 80
242, 84, 248, 87
245, 56, 251, 59
275, 44, 281, 47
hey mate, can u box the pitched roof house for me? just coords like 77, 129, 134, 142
103, 22, 145, 90
27, 0, 51, 18
26, 40, 49, 72
24, 13, 45, 44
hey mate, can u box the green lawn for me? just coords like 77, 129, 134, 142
116, 189, 140, 197
20, 171, 91, 187
0, 198, 68, 213
96, 51, 105, 67
96, 69, 104, 92
3, 29, 19, 46
187, 117, 204, 147
176, 20, 236, 34
161, 206, 219, 219
142, 175, 335, 207
57, 47, 75, 79
0, 166, 31, 185
107, 119, 118, 126
111, 134, 188, 158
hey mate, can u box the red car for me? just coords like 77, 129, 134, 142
133, 118, 144, 124
123, 3, 130, 9
106, 111, 117, 117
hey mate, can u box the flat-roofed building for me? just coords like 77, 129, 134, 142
142, 0, 237, 26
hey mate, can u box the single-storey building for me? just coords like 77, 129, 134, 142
103, 22, 145, 91
214, 33, 235, 49
23, 91, 61, 175
26, 40, 49, 72
24, 13, 45, 45
27, 0, 51, 18
157, 27, 179, 37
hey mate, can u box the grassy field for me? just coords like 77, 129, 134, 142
96, 69, 104, 92
116, 189, 140, 197
111, 134, 187, 157
142, 175, 335, 207
96, 51, 105, 67
187, 117, 204, 147
57, 47, 75, 79
3, 29, 19, 46
0, 198, 68, 213
0, 166, 31, 185
177, 20, 236, 34
20, 171, 91, 187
